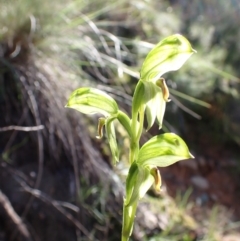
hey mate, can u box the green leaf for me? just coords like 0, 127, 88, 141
105, 118, 119, 165
140, 34, 196, 82
132, 80, 145, 119
66, 87, 119, 116
125, 162, 139, 205
131, 80, 145, 138
125, 162, 154, 207
137, 133, 194, 167
117, 110, 132, 137
133, 166, 154, 201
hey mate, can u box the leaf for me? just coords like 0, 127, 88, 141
140, 34, 196, 82
117, 110, 132, 137
132, 80, 145, 120
125, 162, 154, 207
136, 166, 154, 200
66, 87, 119, 116
137, 133, 194, 167
105, 118, 119, 165
125, 162, 139, 205
131, 80, 145, 138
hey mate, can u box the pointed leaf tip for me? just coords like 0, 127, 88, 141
140, 34, 195, 82
189, 153, 195, 159
66, 87, 119, 116
137, 133, 193, 167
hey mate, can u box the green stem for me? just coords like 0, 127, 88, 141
129, 104, 144, 164
121, 202, 138, 241
129, 144, 135, 165
136, 105, 144, 142
124, 79, 145, 239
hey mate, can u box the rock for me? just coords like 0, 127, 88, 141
179, 159, 198, 170
191, 176, 209, 190
222, 234, 240, 241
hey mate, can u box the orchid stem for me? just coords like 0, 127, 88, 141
121, 202, 138, 241
136, 105, 144, 143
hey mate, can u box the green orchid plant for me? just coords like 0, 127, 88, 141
66, 34, 196, 241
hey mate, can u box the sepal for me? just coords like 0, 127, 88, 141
66, 87, 119, 117
140, 34, 196, 82
137, 133, 194, 167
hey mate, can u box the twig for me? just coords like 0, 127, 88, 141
170, 95, 202, 119
18, 180, 94, 240
0, 125, 44, 132
9, 74, 45, 241
0, 190, 32, 241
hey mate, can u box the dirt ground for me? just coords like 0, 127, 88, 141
162, 113, 240, 221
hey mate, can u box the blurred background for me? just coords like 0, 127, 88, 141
0, 0, 240, 240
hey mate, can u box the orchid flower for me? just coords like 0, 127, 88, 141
66, 34, 196, 241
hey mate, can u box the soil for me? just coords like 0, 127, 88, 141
161, 112, 240, 221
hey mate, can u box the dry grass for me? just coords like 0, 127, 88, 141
0, 0, 134, 240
